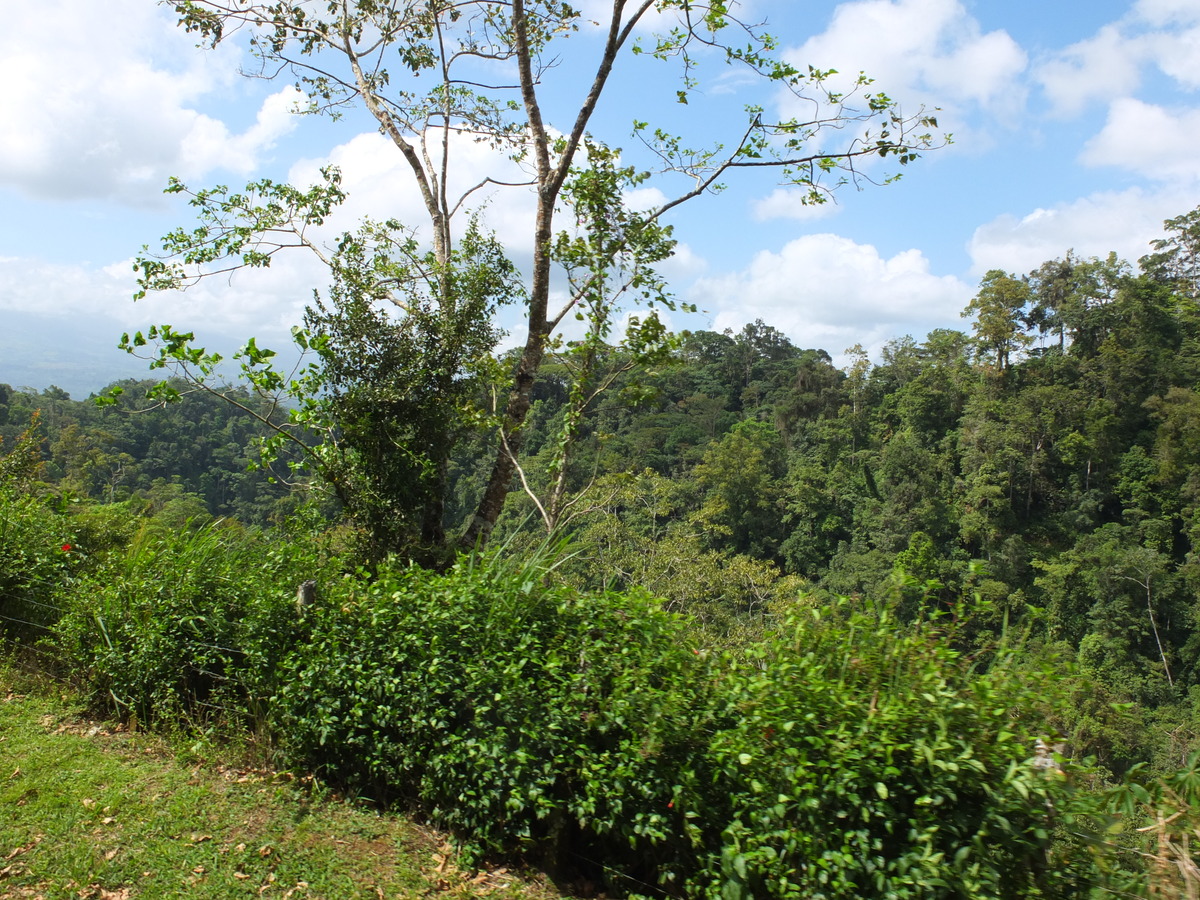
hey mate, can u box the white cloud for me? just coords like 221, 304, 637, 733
657, 242, 708, 282
624, 185, 669, 212
180, 87, 307, 180
1037, 26, 1145, 117
1036, 7, 1200, 117
1081, 99, 1200, 183
289, 131, 538, 252
0, 252, 324, 394
754, 189, 842, 222
966, 188, 1200, 276
1133, 0, 1200, 27
1145, 25, 1200, 90
0, 247, 321, 351
0, 0, 297, 205
787, 0, 1027, 124
689, 234, 971, 352
0, 256, 130, 319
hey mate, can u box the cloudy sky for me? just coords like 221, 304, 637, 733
2, 0, 1198, 397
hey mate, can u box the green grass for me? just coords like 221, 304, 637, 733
0, 673, 565, 900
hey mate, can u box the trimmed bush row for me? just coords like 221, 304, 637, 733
0, 493, 1127, 896
274, 559, 1097, 898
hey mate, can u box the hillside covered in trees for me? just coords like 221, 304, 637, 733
0, 380, 302, 526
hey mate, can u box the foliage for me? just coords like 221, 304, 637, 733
300, 216, 520, 559
692, 601, 1102, 899
3, 481, 1188, 895
267, 551, 1121, 895
2, 378, 297, 524
271, 543, 716, 879
15, 193, 1200, 897
53, 521, 328, 729
0, 415, 85, 640
0, 493, 78, 640
1141, 206, 1200, 299
962, 269, 1033, 372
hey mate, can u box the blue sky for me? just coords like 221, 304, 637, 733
2, 0, 1199, 397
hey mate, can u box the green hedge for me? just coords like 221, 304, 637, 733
269, 556, 1103, 896
25, 528, 1121, 896
53, 521, 320, 727
272, 554, 718, 885
695, 608, 1089, 898
0, 490, 77, 638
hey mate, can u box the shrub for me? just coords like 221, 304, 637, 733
0, 490, 78, 638
272, 548, 717, 882
690, 601, 1092, 898
272, 555, 1107, 896
34, 524, 1133, 895
53, 521, 323, 728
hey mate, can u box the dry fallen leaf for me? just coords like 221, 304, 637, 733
103, 849, 119, 861
77, 883, 132, 900
5, 839, 40, 860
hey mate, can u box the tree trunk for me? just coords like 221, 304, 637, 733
460, 192, 555, 548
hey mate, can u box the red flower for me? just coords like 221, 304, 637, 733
61, 543, 72, 552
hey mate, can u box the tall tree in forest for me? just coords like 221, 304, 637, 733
130, 0, 942, 554
1026, 252, 1091, 353
962, 270, 1032, 373
1141, 206, 1200, 300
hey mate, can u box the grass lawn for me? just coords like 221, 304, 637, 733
0, 673, 566, 900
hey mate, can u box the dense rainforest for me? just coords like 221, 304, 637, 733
5, 210, 1200, 896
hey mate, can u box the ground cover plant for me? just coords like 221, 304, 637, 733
0, 677, 562, 899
